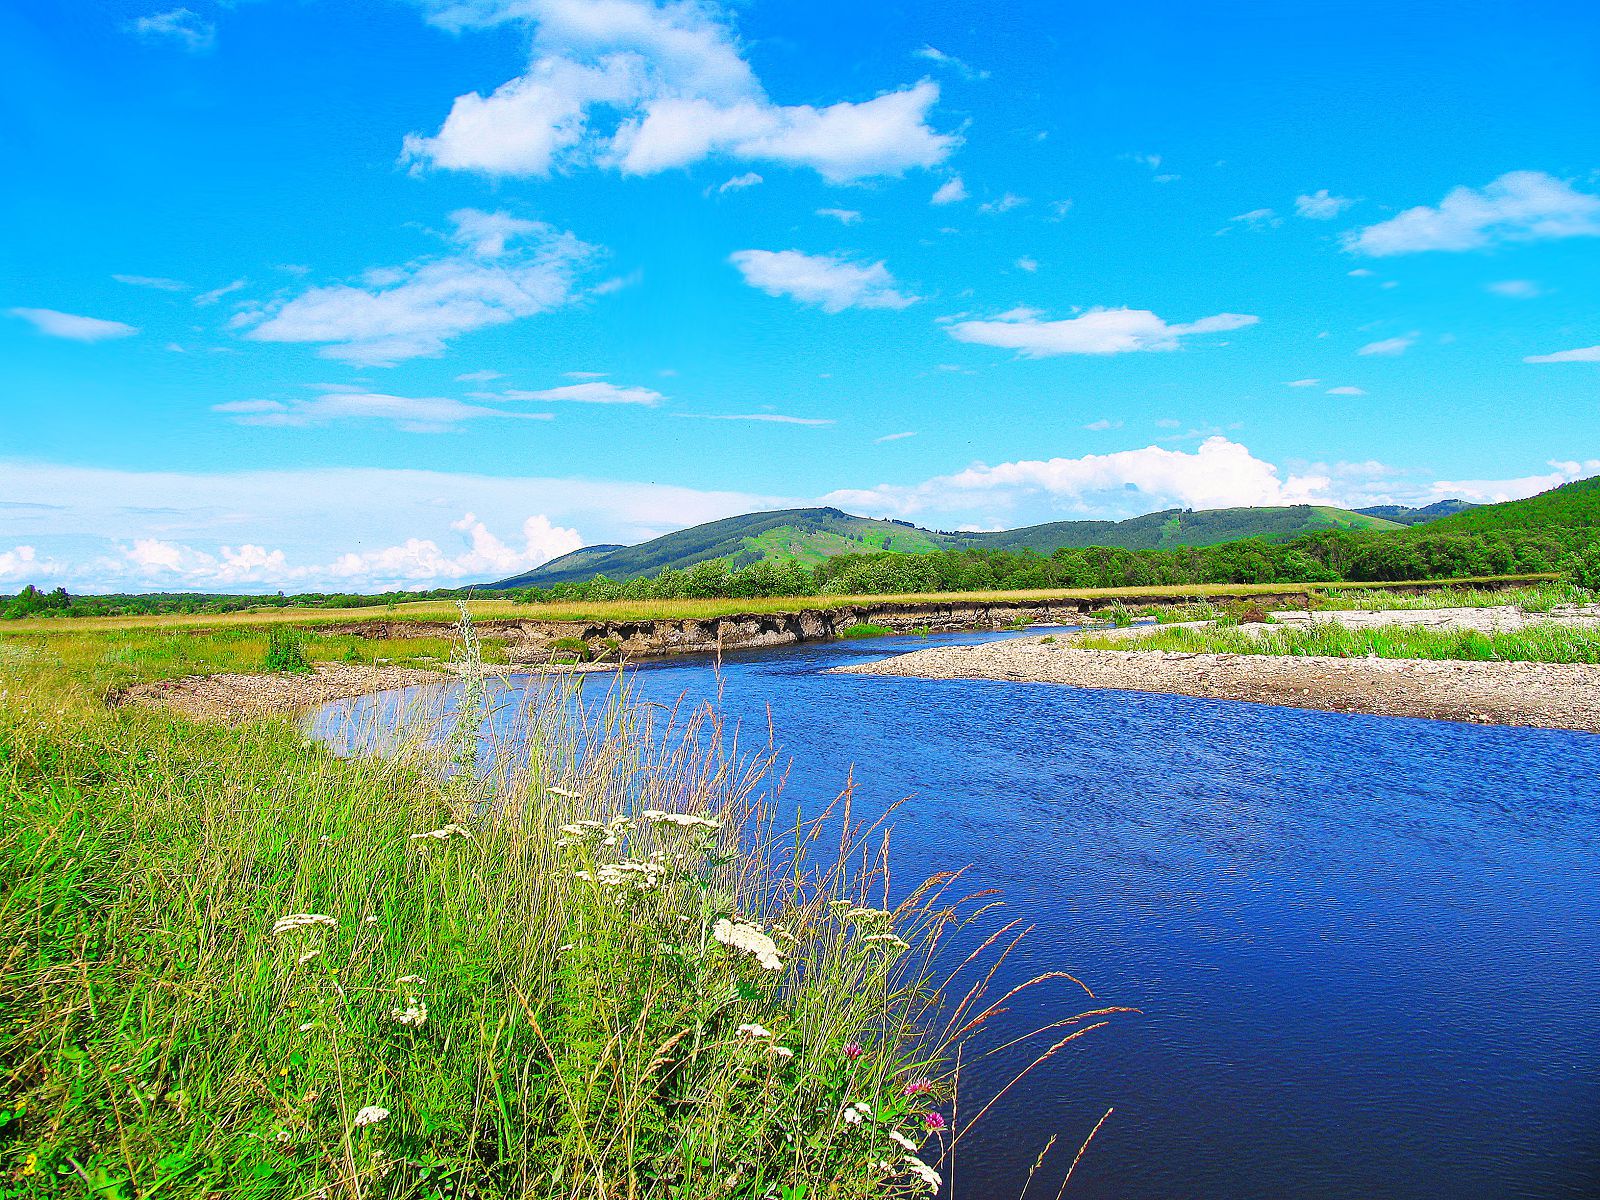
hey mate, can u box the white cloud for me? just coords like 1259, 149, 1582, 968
503, 381, 665, 405
0, 461, 786, 592
931, 177, 967, 205
195, 279, 247, 306
946, 307, 1258, 357
1284, 378, 1321, 387
1082, 419, 1123, 431
1295, 190, 1354, 219
0, 545, 62, 584
1047, 199, 1073, 221
1326, 385, 1366, 395
912, 45, 988, 81
729, 249, 916, 312
1524, 345, 1600, 363
1224, 207, 1280, 232
717, 170, 763, 192
823, 436, 1329, 521
1345, 171, 1600, 256
1015, 257, 1038, 273
212, 389, 549, 432
816, 207, 862, 225
1487, 279, 1544, 299
979, 193, 1027, 214
1428, 460, 1600, 504
8, 308, 138, 342
456, 369, 504, 382
403, 1, 955, 183
232, 209, 595, 365
1357, 333, 1417, 356
1347, 268, 1375, 278
690, 413, 833, 426
128, 7, 214, 52
875, 431, 916, 443
112, 274, 187, 291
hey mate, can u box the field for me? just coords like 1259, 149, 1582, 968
0, 618, 1118, 1199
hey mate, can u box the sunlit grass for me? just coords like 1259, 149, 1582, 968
1074, 619, 1600, 664
0, 621, 1125, 1198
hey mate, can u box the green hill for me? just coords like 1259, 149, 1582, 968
1354, 499, 1476, 526
488, 503, 1405, 588
1413, 475, 1600, 534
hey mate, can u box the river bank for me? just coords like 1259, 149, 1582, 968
832, 635, 1600, 732
112, 662, 447, 723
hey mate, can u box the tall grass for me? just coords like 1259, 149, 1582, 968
0, 625, 1123, 1197
1074, 620, 1600, 664
1313, 582, 1589, 613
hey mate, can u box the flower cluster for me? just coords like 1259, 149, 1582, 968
712, 918, 785, 971
409, 823, 473, 841
556, 815, 629, 850
272, 913, 336, 935
574, 853, 669, 893
641, 808, 721, 832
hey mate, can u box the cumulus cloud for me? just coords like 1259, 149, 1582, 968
823, 436, 1329, 521
1428, 460, 1600, 504
1524, 345, 1600, 363
1357, 333, 1416, 356
1295, 190, 1354, 219
931, 176, 967, 205
403, 0, 955, 183
946, 306, 1258, 357
502, 381, 665, 405
1345, 171, 1600, 256
127, 7, 214, 52
0, 545, 62, 583
212, 389, 550, 432
231, 209, 595, 365
0, 462, 786, 592
8, 308, 138, 342
729, 249, 916, 312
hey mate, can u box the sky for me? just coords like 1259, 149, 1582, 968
2, 0, 1598, 592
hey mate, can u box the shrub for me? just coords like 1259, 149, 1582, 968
548, 635, 592, 663
263, 625, 311, 673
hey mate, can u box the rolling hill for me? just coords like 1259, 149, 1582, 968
1410, 475, 1600, 534
488, 502, 1415, 588
1354, 499, 1478, 526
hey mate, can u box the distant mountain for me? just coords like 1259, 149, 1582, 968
487, 503, 1405, 588
1416, 475, 1600, 534
1354, 499, 1476, 526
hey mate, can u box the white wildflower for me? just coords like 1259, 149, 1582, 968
862, 933, 911, 951
845, 906, 892, 923
390, 999, 428, 1028
546, 786, 579, 798
641, 809, 721, 831
887, 1128, 920, 1152
395, 975, 426, 985
736, 1023, 772, 1040
409, 824, 472, 841
903, 1154, 942, 1193
842, 1101, 871, 1125
272, 914, 336, 935
353, 1106, 389, 1127
297, 949, 321, 964
712, 918, 785, 971
363, 915, 378, 925
298, 1021, 315, 1032
771, 1045, 794, 1059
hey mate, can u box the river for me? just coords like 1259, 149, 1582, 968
311, 627, 1600, 1199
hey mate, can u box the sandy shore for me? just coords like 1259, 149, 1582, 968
832, 637, 1600, 732
114, 663, 449, 723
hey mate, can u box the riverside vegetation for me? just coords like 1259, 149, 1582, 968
0, 614, 1126, 1199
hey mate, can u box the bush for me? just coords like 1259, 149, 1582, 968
263, 626, 311, 673
1562, 544, 1600, 593
548, 635, 592, 663
839, 623, 893, 639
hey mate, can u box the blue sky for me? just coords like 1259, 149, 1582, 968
3, 0, 1598, 591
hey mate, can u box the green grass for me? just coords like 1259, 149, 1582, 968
1310, 582, 1587, 613
0, 626, 1123, 1198
838, 623, 894, 639
1075, 620, 1600, 664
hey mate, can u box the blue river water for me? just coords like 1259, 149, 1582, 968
312, 628, 1600, 1199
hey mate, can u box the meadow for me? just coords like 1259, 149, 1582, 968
0, 618, 1122, 1199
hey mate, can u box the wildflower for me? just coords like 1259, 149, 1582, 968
903, 1153, 942, 1193
901, 1078, 932, 1097
409, 823, 472, 841
845, 906, 892, 923
363, 915, 378, 925
297, 949, 321, 964
395, 975, 426, 985
736, 1023, 772, 1040
771, 1045, 794, 1059
924, 1111, 946, 1131
828, 899, 853, 911
841, 1101, 872, 1126
641, 808, 721, 831
275, 1130, 292, 1143
887, 1128, 920, 1152
353, 1106, 389, 1127
272, 913, 336, 935
712, 918, 785, 971
546, 786, 579, 798
862, 933, 911, 951
557, 942, 576, 952
390, 999, 428, 1028
298, 1022, 315, 1032
22, 1153, 37, 1177
843, 1041, 864, 1061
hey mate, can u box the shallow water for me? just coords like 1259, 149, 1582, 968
312, 629, 1600, 1199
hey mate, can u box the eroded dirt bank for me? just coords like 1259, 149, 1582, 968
114, 663, 445, 724
831, 638, 1600, 732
